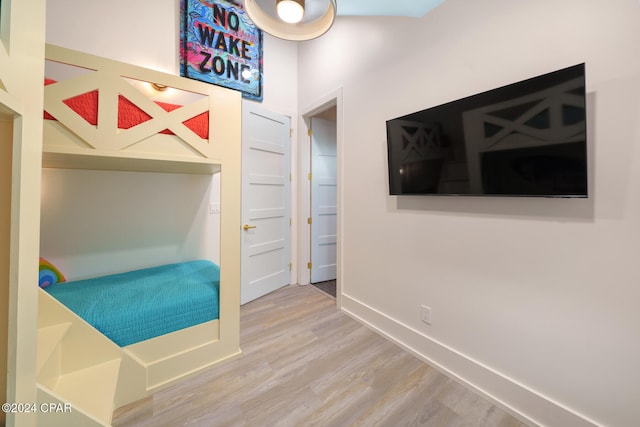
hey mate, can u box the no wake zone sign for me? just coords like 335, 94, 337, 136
181, 0, 263, 101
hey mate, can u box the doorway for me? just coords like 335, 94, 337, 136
310, 109, 337, 297
299, 88, 342, 305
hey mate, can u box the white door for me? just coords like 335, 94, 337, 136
241, 104, 291, 304
310, 117, 337, 283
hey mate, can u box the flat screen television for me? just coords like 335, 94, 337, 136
386, 63, 588, 197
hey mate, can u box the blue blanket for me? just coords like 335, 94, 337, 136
45, 260, 220, 347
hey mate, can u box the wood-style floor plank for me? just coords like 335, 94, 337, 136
113, 285, 529, 427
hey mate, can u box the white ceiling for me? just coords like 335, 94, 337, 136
336, 0, 445, 17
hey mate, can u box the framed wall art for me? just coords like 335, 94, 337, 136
181, 0, 263, 101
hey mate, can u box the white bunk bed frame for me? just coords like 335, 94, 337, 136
1, 2, 47, 427
36, 44, 242, 427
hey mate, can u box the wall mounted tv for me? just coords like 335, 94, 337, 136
386, 63, 587, 197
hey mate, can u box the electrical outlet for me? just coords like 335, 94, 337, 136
421, 305, 432, 325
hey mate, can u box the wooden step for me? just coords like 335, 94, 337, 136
37, 322, 72, 375
37, 385, 106, 427
55, 358, 121, 424
41, 358, 121, 426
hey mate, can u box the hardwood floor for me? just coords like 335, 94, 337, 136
112, 285, 528, 427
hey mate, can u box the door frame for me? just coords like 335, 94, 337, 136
297, 87, 343, 307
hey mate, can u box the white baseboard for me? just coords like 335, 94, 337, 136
340, 293, 601, 427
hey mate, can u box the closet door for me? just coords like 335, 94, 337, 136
310, 117, 337, 283
240, 104, 291, 304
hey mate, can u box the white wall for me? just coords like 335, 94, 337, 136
40, 169, 219, 280
44, 0, 298, 277
45, 0, 298, 111
298, 1, 640, 426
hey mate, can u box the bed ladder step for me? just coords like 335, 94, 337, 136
37, 322, 72, 375
37, 289, 131, 426
36, 386, 104, 427
37, 358, 121, 426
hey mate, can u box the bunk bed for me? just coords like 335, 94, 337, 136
37, 44, 242, 427
43, 260, 221, 347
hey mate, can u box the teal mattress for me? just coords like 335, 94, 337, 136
44, 260, 220, 347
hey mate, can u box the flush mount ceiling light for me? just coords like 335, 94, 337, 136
244, 0, 337, 41
277, 0, 305, 23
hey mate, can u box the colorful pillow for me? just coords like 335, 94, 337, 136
39, 257, 66, 288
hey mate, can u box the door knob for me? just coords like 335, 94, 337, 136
243, 224, 257, 231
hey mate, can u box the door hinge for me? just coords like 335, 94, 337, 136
289, 218, 292, 226
307, 262, 312, 269
307, 217, 312, 225
308, 173, 312, 181
290, 128, 294, 137
289, 173, 292, 182
289, 262, 292, 271
308, 129, 313, 137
